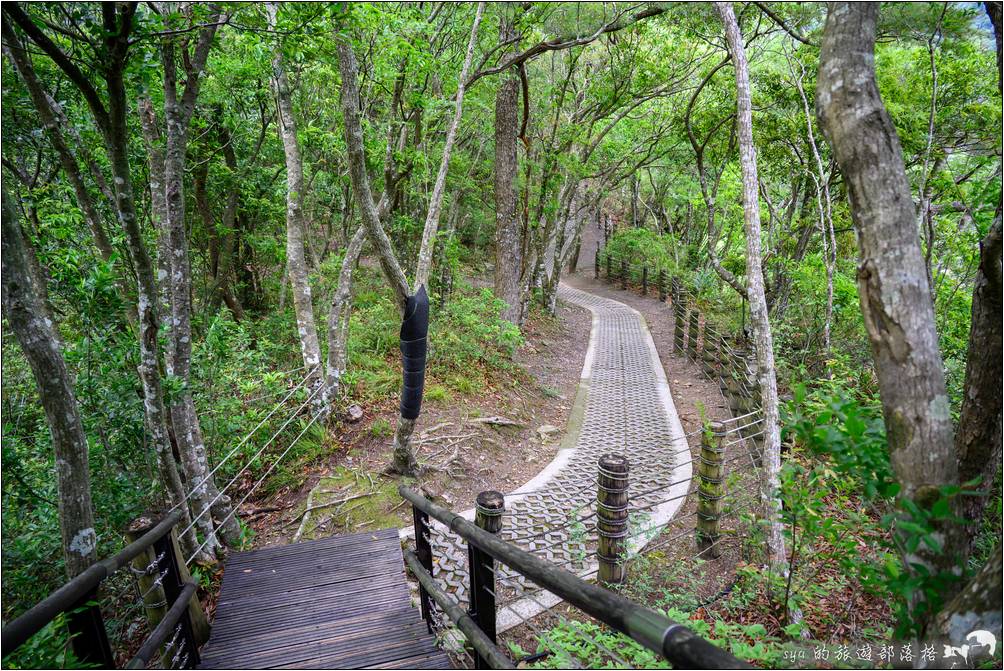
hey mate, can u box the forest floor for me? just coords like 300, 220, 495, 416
244, 293, 592, 549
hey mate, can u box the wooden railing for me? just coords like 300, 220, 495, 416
1, 509, 207, 669
399, 485, 749, 669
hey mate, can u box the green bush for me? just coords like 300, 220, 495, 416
603, 228, 683, 277
429, 286, 523, 374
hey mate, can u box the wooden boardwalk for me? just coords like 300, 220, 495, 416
198, 528, 451, 669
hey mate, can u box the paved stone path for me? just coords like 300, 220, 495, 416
424, 282, 692, 630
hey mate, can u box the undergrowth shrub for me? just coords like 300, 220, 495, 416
603, 228, 683, 278
783, 384, 972, 638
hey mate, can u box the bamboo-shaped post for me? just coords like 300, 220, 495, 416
697, 422, 726, 559
736, 356, 755, 416
126, 516, 171, 666
701, 323, 719, 378
658, 269, 667, 303
594, 244, 600, 280
688, 307, 700, 359
725, 346, 745, 415
673, 288, 687, 354
620, 258, 628, 290
642, 266, 648, 295
717, 332, 731, 393
596, 454, 630, 586
468, 490, 504, 666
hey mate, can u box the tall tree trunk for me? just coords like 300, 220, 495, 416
137, 98, 174, 337
715, 2, 789, 582
214, 115, 245, 321
0, 3, 207, 557
935, 545, 1002, 645
323, 227, 366, 415
267, 2, 322, 383
816, 2, 964, 629
158, 14, 241, 552
2, 188, 97, 579
493, 10, 523, 324
954, 212, 1002, 544
986, 2, 1002, 93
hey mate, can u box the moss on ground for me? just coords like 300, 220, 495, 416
295, 466, 415, 540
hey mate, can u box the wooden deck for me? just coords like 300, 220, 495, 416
198, 528, 452, 669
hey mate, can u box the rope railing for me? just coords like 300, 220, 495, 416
195, 362, 317, 416
186, 409, 324, 566
176, 378, 325, 545
175, 365, 320, 519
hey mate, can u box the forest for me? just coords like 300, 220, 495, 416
0, 2, 1001, 669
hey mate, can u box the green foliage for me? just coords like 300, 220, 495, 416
519, 606, 791, 669
429, 286, 524, 375
782, 385, 971, 637
603, 229, 682, 278
369, 418, 393, 438
2, 608, 97, 670
784, 385, 894, 500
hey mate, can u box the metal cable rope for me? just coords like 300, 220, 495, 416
171, 366, 318, 517
629, 443, 767, 517
624, 509, 701, 538
186, 409, 323, 566
486, 584, 586, 670
177, 380, 325, 540
495, 579, 627, 668
487, 565, 633, 669
196, 363, 314, 414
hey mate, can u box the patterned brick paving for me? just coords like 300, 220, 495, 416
426, 283, 691, 629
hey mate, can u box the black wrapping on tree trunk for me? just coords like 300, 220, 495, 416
399, 285, 429, 420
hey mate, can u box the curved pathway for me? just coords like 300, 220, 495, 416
423, 282, 692, 630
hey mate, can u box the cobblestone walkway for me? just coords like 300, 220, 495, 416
425, 283, 691, 630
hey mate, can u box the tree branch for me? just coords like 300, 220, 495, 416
752, 2, 817, 47
2, 3, 111, 135
466, 4, 667, 86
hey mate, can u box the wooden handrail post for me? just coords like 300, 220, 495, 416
151, 525, 204, 668
658, 269, 667, 302
596, 454, 630, 586
594, 244, 600, 279
697, 422, 726, 559
688, 307, 700, 359
66, 588, 114, 668
413, 503, 434, 631
642, 266, 648, 295
620, 258, 627, 290
673, 287, 687, 355
126, 515, 171, 666
469, 490, 504, 668
725, 346, 745, 415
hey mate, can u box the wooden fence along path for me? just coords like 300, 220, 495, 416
198, 528, 450, 669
